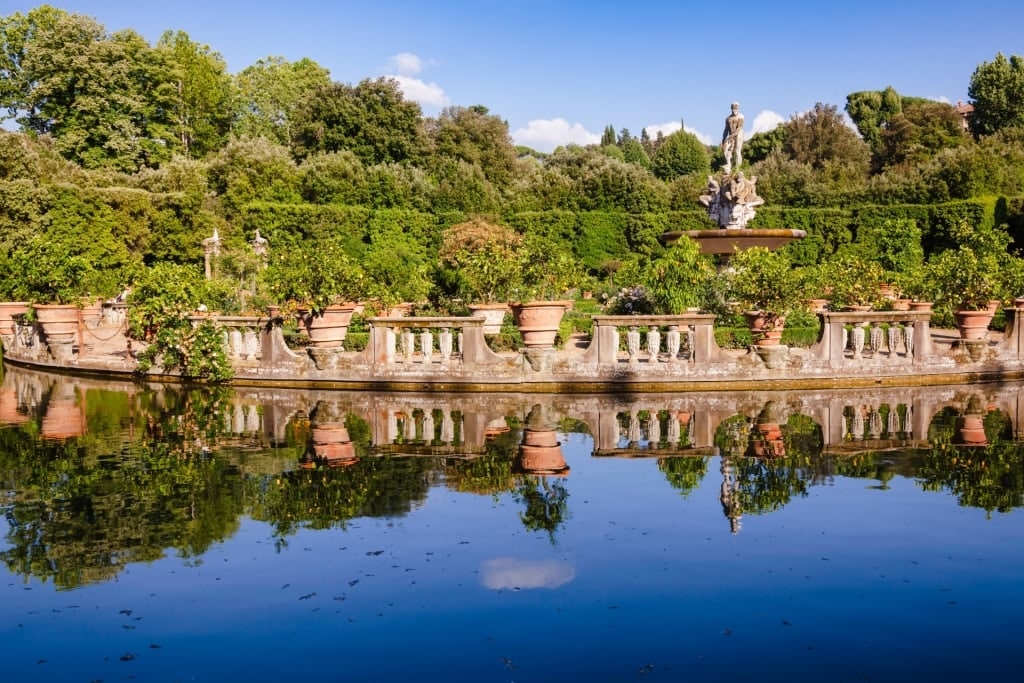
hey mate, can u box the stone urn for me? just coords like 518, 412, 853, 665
0, 301, 29, 337
517, 429, 569, 475
742, 311, 785, 347
511, 301, 570, 349
953, 308, 995, 340
304, 303, 356, 348
311, 421, 358, 464
34, 303, 81, 359
467, 303, 509, 336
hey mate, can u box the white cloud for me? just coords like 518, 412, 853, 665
749, 109, 785, 137
390, 75, 450, 108
511, 118, 600, 152
388, 52, 424, 77
481, 557, 575, 590
642, 121, 713, 146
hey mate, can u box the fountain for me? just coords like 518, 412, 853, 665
661, 102, 806, 259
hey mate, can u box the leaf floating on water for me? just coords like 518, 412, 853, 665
119, 610, 133, 616
722, 628, 732, 636
149, 644, 162, 649
366, 550, 384, 556
120, 652, 137, 661
299, 592, 316, 600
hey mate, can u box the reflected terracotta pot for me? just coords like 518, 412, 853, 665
523, 429, 559, 447
517, 443, 568, 474
0, 386, 27, 425
41, 397, 85, 441
954, 415, 987, 446
312, 422, 357, 462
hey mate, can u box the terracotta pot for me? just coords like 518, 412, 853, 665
0, 386, 28, 425
34, 304, 80, 340
517, 444, 568, 474
0, 301, 28, 336
742, 311, 785, 347
511, 301, 570, 349
908, 301, 933, 312
954, 308, 995, 340
311, 422, 358, 462
80, 299, 104, 326
954, 414, 987, 446
523, 429, 559, 447
805, 298, 828, 312
891, 299, 912, 311
467, 303, 509, 336
304, 304, 355, 348
843, 304, 872, 312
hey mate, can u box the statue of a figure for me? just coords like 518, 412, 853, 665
250, 229, 269, 258
700, 171, 763, 228
722, 102, 744, 174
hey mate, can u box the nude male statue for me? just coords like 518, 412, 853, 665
722, 102, 744, 174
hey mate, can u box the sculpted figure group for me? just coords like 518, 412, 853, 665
698, 102, 763, 228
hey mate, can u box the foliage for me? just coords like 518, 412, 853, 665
651, 129, 710, 181
823, 255, 886, 309
727, 246, 802, 316
438, 217, 525, 304
517, 234, 585, 302
967, 52, 1024, 137
6, 235, 92, 304
233, 56, 331, 148
642, 235, 716, 313
925, 245, 1003, 312
261, 236, 367, 315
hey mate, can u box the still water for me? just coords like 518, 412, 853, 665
1, 365, 1023, 682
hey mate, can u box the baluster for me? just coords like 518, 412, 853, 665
904, 405, 913, 436
665, 325, 681, 362
903, 322, 914, 357
850, 407, 865, 440
457, 330, 464, 357
647, 327, 661, 363
869, 407, 882, 439
647, 411, 661, 446
246, 328, 261, 360
246, 405, 260, 433
401, 329, 415, 361
385, 328, 397, 364
628, 412, 642, 445
627, 326, 641, 364
441, 411, 454, 445
438, 328, 453, 362
667, 414, 680, 444
420, 330, 433, 363
887, 405, 901, 437
869, 322, 883, 355
851, 323, 866, 359
422, 411, 435, 443
388, 411, 399, 442
404, 412, 416, 441
887, 325, 900, 357
233, 404, 245, 434
686, 326, 695, 359
229, 329, 244, 359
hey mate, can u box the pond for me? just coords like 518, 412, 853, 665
1, 365, 1023, 682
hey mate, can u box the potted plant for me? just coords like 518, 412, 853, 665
823, 255, 886, 311
438, 218, 525, 335
262, 238, 367, 348
510, 236, 584, 349
727, 247, 802, 346
642, 235, 716, 313
795, 262, 832, 311
926, 246, 1002, 340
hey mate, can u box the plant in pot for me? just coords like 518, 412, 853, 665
642, 235, 716, 314
262, 237, 367, 348
7, 237, 94, 359
510, 235, 584, 349
438, 218, 525, 335
727, 246, 802, 347
925, 245, 1003, 340
822, 255, 886, 311
795, 262, 832, 312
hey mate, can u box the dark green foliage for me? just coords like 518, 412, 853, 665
651, 130, 710, 181
967, 53, 1024, 137
574, 212, 629, 272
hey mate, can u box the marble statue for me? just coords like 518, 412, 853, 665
722, 102, 744, 175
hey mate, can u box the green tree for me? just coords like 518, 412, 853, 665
879, 101, 969, 168
845, 86, 903, 155
233, 56, 331, 147
968, 52, 1024, 137
651, 129, 710, 181
621, 137, 651, 167
600, 124, 616, 147
782, 102, 870, 172
155, 30, 235, 158
743, 125, 786, 165
425, 105, 518, 188
292, 77, 427, 166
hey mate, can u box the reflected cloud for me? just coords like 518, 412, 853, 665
481, 557, 575, 590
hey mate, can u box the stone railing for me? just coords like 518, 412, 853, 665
807, 310, 935, 365
364, 316, 506, 366
581, 314, 731, 365
188, 315, 269, 364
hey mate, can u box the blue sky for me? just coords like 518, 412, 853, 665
7, 1, 1024, 151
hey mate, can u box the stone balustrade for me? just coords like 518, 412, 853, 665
808, 310, 935, 366
582, 314, 731, 365
189, 315, 268, 364
364, 316, 505, 366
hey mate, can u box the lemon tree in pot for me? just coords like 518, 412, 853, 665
926, 245, 1003, 340
510, 235, 584, 349
262, 237, 367, 348
438, 218, 525, 335
727, 247, 802, 347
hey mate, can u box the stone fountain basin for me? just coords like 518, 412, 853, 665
662, 228, 807, 254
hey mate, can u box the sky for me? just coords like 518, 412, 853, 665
6, 1, 1024, 151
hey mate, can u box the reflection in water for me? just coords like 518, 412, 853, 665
480, 557, 576, 590
3, 366, 1024, 681
1, 364, 1024, 585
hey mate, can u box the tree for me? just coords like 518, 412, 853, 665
968, 53, 1024, 137
651, 129, 709, 181
743, 125, 786, 165
600, 124, 616, 147
782, 102, 870, 173
233, 56, 331, 148
155, 30, 236, 158
425, 105, 518, 188
878, 101, 969, 168
845, 87, 903, 155
292, 77, 427, 166
621, 137, 651, 167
